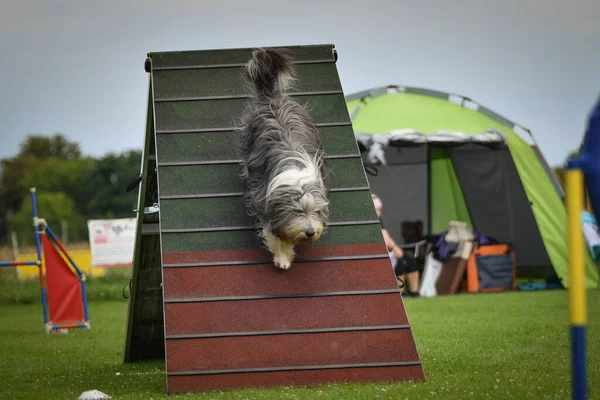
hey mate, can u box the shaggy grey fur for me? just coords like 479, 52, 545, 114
238, 48, 331, 248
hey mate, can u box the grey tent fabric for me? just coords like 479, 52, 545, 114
447, 145, 554, 277
356, 129, 507, 165
363, 146, 429, 243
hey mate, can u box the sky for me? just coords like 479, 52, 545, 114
1, 0, 599, 166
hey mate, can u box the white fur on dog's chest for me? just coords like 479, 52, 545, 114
267, 162, 320, 197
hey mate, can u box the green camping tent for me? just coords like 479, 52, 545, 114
346, 85, 599, 288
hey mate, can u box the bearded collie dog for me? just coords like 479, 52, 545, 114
238, 48, 331, 270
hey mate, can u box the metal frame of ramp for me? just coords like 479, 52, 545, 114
123, 44, 425, 394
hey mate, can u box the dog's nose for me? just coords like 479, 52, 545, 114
305, 228, 315, 238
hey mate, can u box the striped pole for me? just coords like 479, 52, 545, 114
0, 260, 40, 267
565, 169, 587, 400
30, 188, 50, 328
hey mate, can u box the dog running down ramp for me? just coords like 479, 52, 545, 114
126, 44, 425, 393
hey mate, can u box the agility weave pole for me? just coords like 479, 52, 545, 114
565, 94, 600, 400
0, 188, 90, 333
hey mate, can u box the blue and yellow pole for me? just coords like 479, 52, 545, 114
565, 168, 587, 400
565, 92, 600, 400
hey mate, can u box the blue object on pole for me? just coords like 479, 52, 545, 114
569, 93, 600, 223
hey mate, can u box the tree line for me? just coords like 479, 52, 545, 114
0, 133, 583, 248
0, 134, 141, 246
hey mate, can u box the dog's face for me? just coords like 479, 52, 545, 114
266, 181, 329, 244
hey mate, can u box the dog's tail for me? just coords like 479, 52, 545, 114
246, 48, 295, 98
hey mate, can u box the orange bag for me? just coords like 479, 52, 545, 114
465, 244, 516, 293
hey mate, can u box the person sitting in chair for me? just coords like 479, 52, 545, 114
372, 194, 421, 297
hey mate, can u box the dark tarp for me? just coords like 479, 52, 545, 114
363, 146, 429, 245
448, 144, 554, 277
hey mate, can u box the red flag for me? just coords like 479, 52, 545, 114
43, 235, 84, 324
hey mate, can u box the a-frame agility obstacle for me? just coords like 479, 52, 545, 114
0, 188, 90, 333
123, 44, 424, 393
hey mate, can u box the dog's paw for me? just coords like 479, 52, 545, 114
273, 254, 292, 270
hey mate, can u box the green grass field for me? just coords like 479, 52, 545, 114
0, 278, 599, 399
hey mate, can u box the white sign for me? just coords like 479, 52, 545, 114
87, 218, 137, 267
